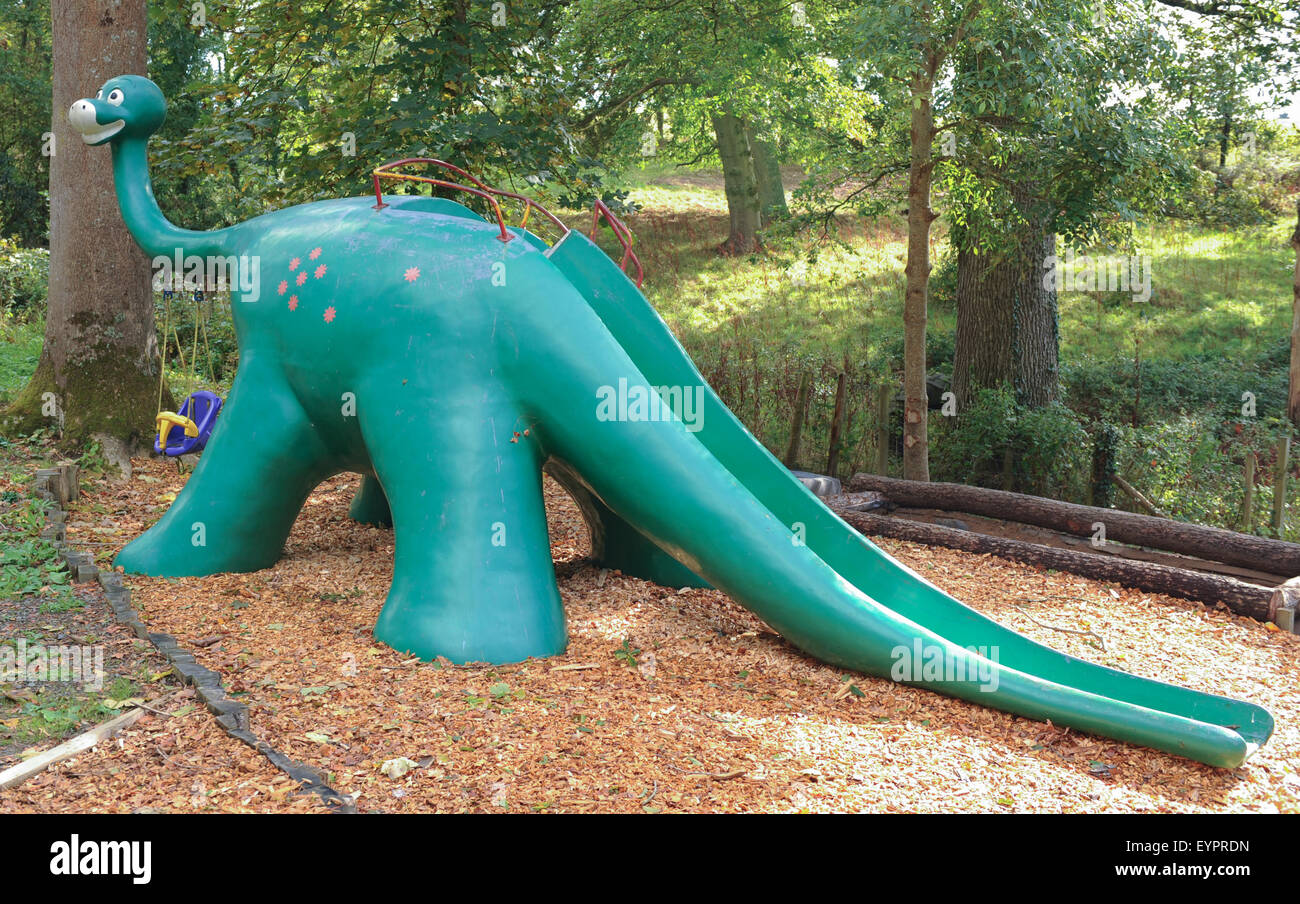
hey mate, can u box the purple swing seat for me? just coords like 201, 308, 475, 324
155, 390, 223, 456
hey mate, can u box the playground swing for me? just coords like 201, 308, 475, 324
154, 284, 223, 458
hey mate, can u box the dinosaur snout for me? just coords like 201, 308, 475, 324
68, 99, 125, 145
68, 100, 97, 130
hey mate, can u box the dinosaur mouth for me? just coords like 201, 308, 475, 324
77, 120, 125, 145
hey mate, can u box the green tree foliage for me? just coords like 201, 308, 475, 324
0, 0, 52, 245
156, 0, 621, 223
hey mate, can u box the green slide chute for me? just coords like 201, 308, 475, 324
542, 229, 1273, 769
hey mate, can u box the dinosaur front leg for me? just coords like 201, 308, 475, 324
115, 352, 336, 576
360, 392, 565, 664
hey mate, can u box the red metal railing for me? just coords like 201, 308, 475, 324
372, 158, 570, 244
591, 199, 644, 288
372, 158, 644, 286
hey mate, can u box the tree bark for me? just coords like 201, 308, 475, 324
902, 65, 936, 481
746, 125, 788, 219
847, 473, 1300, 575
783, 370, 812, 468
1289, 198, 1300, 425
1218, 110, 1232, 169
1, 0, 165, 452
712, 112, 762, 253
951, 191, 1060, 409
835, 509, 1278, 623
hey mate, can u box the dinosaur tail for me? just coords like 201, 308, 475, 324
514, 230, 1272, 768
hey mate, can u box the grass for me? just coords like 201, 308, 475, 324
4, 675, 144, 747
0, 315, 42, 405
620, 162, 1295, 387
622, 161, 927, 366
1059, 219, 1296, 365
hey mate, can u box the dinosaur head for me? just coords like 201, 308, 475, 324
67, 75, 166, 146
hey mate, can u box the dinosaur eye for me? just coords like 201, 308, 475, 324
95, 90, 103, 99
106, 89, 124, 106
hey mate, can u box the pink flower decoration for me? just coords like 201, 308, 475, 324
314, 264, 327, 279
289, 257, 300, 271
296, 271, 308, 286
404, 267, 420, 283
277, 280, 288, 295
323, 306, 336, 323
309, 247, 323, 260
288, 295, 299, 311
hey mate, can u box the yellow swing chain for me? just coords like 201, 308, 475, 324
156, 288, 172, 415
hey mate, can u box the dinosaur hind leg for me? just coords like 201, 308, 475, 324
360, 391, 565, 663
116, 355, 337, 576
544, 460, 709, 589
348, 472, 392, 527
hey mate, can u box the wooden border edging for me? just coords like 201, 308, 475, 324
26, 464, 356, 811
848, 473, 1300, 576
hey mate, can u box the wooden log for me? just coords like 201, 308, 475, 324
1268, 577, 1300, 633
1114, 474, 1164, 517
835, 509, 1277, 622
825, 371, 848, 476
845, 472, 1300, 575
783, 371, 812, 468
890, 505, 1289, 585
0, 706, 145, 791
37, 461, 81, 506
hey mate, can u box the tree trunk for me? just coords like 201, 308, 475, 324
712, 112, 761, 253
951, 189, 1059, 408
746, 125, 788, 219
783, 371, 812, 468
1218, 110, 1232, 169
846, 473, 1300, 576
902, 67, 936, 481
1289, 198, 1300, 426
1, 0, 166, 454
835, 509, 1278, 623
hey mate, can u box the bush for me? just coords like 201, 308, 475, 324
0, 238, 49, 315
929, 250, 959, 311
1166, 124, 1299, 226
879, 328, 956, 375
931, 386, 1090, 499
1062, 353, 1287, 426
1171, 176, 1272, 228
1115, 416, 1252, 528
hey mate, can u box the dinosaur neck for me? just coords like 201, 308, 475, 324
111, 136, 228, 260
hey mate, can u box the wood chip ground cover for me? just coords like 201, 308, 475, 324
0, 454, 331, 814
13, 458, 1300, 813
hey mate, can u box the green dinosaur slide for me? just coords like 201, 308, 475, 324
76, 76, 1271, 768
546, 231, 1273, 769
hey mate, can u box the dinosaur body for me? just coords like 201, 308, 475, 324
76, 76, 1274, 767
